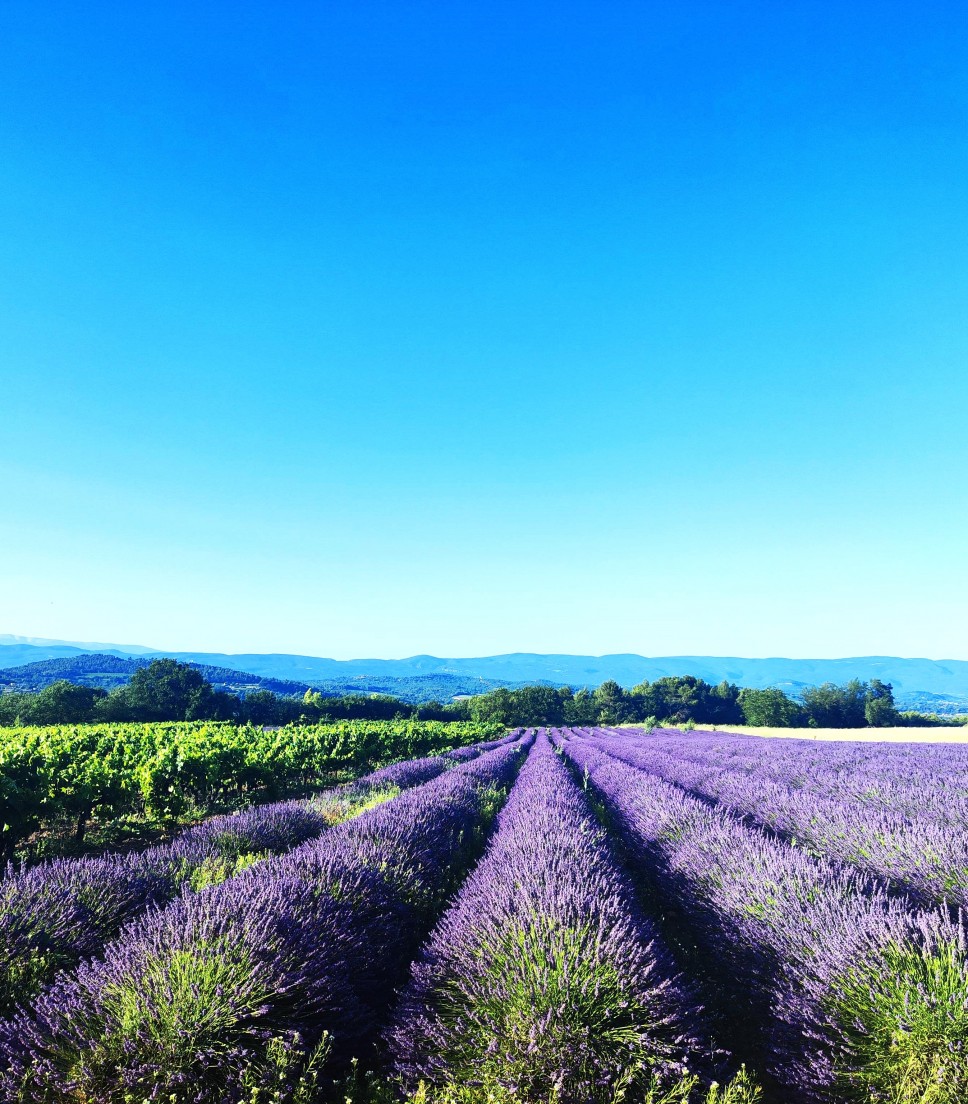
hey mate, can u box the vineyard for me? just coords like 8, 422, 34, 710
1, 726, 967, 1102
0, 719, 504, 860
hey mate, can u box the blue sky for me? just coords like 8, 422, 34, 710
2, 1, 967, 659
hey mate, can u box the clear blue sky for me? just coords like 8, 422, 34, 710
2, 1, 967, 659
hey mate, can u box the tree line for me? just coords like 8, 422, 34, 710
451, 676, 942, 728
2, 659, 963, 729
0, 661, 465, 727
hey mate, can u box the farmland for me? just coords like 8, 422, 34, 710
0, 719, 504, 862
689, 724, 968, 742
1, 726, 967, 1102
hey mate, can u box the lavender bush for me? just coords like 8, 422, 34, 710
0, 754, 449, 1014
564, 737, 968, 1103
585, 728, 968, 909
388, 733, 729, 1104
0, 741, 526, 1104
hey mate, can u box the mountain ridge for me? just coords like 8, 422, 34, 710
2, 639, 968, 710
0, 653, 551, 705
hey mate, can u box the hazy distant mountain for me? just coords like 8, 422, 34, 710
309, 673, 549, 703
0, 634, 154, 655
0, 654, 550, 705
2, 639, 967, 711
0, 654, 312, 698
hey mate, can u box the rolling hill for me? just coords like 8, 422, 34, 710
0, 654, 537, 705
2, 639, 968, 711
0, 655, 311, 698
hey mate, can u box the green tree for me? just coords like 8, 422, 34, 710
29, 681, 105, 724
0, 691, 36, 725
629, 680, 659, 720
706, 679, 743, 724
563, 687, 599, 725
469, 688, 516, 727
864, 679, 899, 727
800, 680, 868, 728
92, 687, 135, 721
594, 680, 631, 724
514, 685, 566, 726
122, 660, 235, 722
642, 676, 705, 724
738, 687, 803, 727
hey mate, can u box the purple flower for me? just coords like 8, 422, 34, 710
388, 733, 709, 1103
564, 734, 968, 1102
0, 740, 527, 1103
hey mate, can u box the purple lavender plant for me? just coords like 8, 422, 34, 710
388, 733, 709, 1104
0, 740, 526, 1104
0, 756, 449, 1015
584, 728, 968, 910
565, 737, 968, 1103
443, 731, 525, 761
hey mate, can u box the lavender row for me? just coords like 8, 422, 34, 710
624, 727, 968, 826
389, 733, 717, 1102
0, 739, 527, 1104
0, 753, 449, 1015
443, 728, 526, 762
563, 736, 968, 1103
586, 729, 968, 909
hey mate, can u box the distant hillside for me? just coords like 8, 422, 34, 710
892, 691, 968, 717
0, 634, 153, 655
0, 655, 534, 704
0, 655, 312, 699
0, 654, 143, 692
309, 673, 552, 704
3, 640, 968, 712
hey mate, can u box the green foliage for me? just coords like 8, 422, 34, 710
43, 934, 302, 1103
394, 1067, 761, 1104
1, 660, 927, 739
242, 1033, 332, 1103
423, 916, 699, 1104
468, 685, 567, 727
595, 680, 634, 725
186, 850, 266, 892
0, 681, 107, 726
0, 719, 502, 860
738, 680, 903, 729
118, 659, 238, 722
455, 677, 747, 729
897, 712, 968, 728
630, 678, 743, 727
864, 679, 900, 727
307, 784, 400, 827
799, 680, 868, 727
738, 687, 804, 727
30, 680, 106, 724
828, 938, 968, 1103
110, 938, 266, 1058
797, 679, 901, 729
703, 1069, 762, 1104
563, 687, 600, 725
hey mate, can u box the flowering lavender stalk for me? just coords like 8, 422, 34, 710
444, 730, 524, 761
585, 728, 968, 910
0, 740, 526, 1104
0, 754, 449, 1015
565, 738, 968, 1103
602, 726, 968, 827
388, 733, 712, 1104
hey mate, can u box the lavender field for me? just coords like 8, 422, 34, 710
1, 727, 966, 1103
